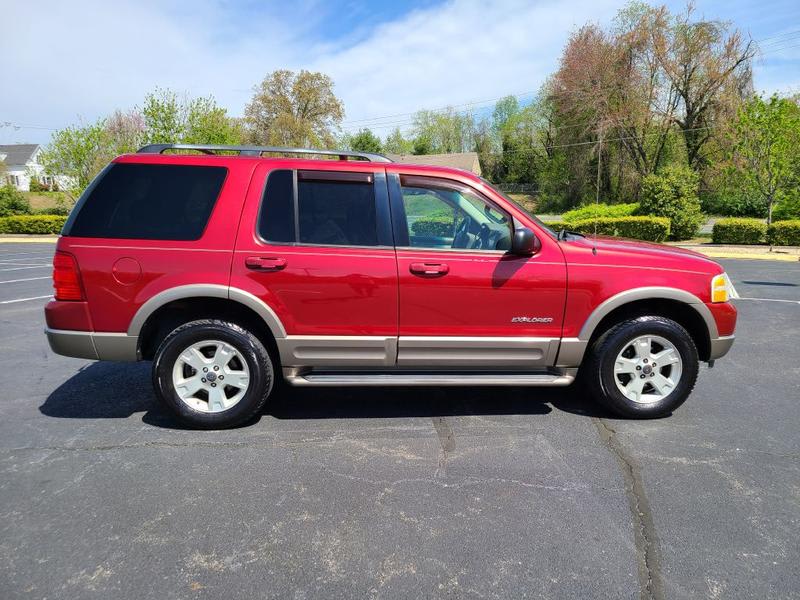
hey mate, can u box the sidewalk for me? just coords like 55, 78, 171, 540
669, 242, 800, 262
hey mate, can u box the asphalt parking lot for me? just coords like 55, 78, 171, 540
0, 242, 798, 600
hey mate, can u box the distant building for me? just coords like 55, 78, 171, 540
0, 144, 73, 191
386, 151, 482, 176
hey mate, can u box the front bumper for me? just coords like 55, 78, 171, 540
708, 335, 735, 361
45, 328, 139, 361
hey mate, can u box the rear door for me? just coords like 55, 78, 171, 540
388, 170, 567, 368
232, 163, 398, 368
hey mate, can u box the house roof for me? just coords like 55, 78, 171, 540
0, 144, 40, 167
386, 151, 482, 175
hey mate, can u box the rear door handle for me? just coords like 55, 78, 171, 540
245, 256, 287, 271
409, 262, 449, 276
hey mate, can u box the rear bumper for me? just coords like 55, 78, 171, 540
709, 335, 735, 360
45, 328, 139, 361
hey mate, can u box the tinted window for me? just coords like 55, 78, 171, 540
67, 163, 226, 240
259, 170, 295, 243
258, 171, 378, 247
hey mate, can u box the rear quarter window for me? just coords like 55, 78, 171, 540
65, 163, 227, 240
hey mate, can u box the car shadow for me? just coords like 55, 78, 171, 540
40, 362, 614, 429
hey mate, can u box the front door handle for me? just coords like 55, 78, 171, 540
409, 262, 449, 277
245, 256, 287, 271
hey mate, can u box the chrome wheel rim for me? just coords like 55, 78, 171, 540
613, 335, 683, 404
172, 340, 250, 413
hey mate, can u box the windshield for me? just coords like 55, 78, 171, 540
479, 178, 557, 239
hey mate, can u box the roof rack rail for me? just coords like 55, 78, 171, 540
136, 143, 393, 163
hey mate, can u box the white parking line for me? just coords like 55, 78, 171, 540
0, 261, 53, 266
0, 276, 51, 284
0, 295, 52, 305
736, 297, 800, 305
0, 265, 52, 272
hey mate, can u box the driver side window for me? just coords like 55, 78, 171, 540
399, 177, 512, 251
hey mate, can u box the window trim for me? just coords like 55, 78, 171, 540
389, 173, 514, 254
256, 167, 392, 250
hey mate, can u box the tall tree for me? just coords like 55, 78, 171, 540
39, 120, 107, 194
244, 70, 344, 148
383, 127, 413, 155
653, 3, 755, 168
348, 128, 383, 153
411, 108, 474, 154
729, 94, 800, 226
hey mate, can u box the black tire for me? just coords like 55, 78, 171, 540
585, 316, 699, 418
152, 319, 274, 429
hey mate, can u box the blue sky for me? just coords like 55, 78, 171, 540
1, 0, 798, 146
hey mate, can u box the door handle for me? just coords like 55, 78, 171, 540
245, 256, 287, 271
409, 262, 449, 276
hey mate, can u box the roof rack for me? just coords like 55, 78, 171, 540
137, 143, 393, 163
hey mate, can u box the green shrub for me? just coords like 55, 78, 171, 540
712, 218, 767, 244
0, 185, 32, 217
411, 216, 453, 238
544, 220, 568, 232
562, 202, 639, 223
773, 189, 800, 222
568, 216, 671, 242
0, 215, 67, 234
767, 220, 800, 246
639, 166, 704, 240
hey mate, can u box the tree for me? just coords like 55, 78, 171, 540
142, 88, 242, 145
653, 4, 755, 169
383, 127, 413, 155
411, 108, 474, 154
244, 70, 344, 148
729, 94, 800, 226
348, 128, 383, 153
39, 120, 107, 194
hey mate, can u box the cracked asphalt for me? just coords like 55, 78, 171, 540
1, 242, 798, 599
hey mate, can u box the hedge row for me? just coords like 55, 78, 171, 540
767, 220, 800, 246
0, 215, 67, 234
561, 202, 639, 223
712, 218, 800, 246
566, 216, 671, 242
411, 217, 452, 238
712, 218, 767, 244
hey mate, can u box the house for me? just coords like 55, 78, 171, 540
0, 144, 73, 191
386, 151, 482, 176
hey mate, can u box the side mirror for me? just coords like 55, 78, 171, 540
511, 227, 540, 256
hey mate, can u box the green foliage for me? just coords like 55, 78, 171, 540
0, 185, 32, 216
569, 216, 671, 241
0, 215, 67, 234
701, 189, 766, 218
712, 218, 767, 244
39, 120, 107, 194
545, 220, 568, 231
28, 176, 48, 193
411, 215, 453, 238
767, 220, 800, 246
349, 128, 383, 153
383, 127, 413, 155
728, 94, 800, 224
772, 189, 800, 221
562, 202, 639, 223
638, 166, 704, 240
411, 108, 474, 154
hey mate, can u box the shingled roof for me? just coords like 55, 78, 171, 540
0, 144, 40, 167
386, 151, 482, 175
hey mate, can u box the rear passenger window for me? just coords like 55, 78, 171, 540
66, 163, 226, 240
258, 170, 378, 247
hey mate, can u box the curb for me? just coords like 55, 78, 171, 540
692, 251, 799, 262
0, 236, 59, 243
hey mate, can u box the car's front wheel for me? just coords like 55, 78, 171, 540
586, 316, 699, 418
152, 319, 274, 429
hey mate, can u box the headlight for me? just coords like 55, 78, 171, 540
711, 272, 738, 303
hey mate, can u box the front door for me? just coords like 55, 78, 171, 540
389, 171, 567, 368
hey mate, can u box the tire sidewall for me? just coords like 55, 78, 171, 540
153, 321, 273, 428
596, 317, 699, 418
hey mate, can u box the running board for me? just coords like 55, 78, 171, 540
283, 369, 576, 387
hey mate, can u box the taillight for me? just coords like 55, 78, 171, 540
53, 251, 84, 301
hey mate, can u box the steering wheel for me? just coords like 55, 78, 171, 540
452, 217, 471, 249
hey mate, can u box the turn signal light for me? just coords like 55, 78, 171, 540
711, 273, 737, 303
53, 252, 84, 301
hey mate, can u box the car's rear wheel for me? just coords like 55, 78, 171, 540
152, 319, 274, 429
586, 316, 699, 418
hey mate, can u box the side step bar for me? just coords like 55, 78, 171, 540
283, 369, 577, 387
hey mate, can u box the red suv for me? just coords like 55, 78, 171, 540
45, 144, 737, 428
